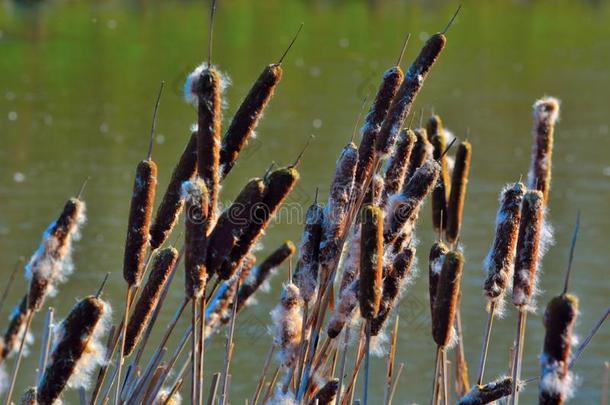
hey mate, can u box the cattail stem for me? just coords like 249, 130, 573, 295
251, 345, 275, 405
475, 301, 496, 386
219, 275, 241, 405
198, 295, 206, 405
431, 346, 442, 405
37, 307, 54, 386
510, 309, 527, 405
362, 321, 372, 405
115, 287, 134, 405
335, 326, 350, 405
442, 349, 449, 405
0, 258, 21, 316
3, 311, 34, 405
190, 298, 198, 405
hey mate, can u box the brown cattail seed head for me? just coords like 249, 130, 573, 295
294, 199, 324, 302
428, 115, 450, 234
380, 129, 417, 207
446, 140, 471, 244
149, 132, 197, 249
309, 379, 339, 405
405, 128, 432, 181
237, 241, 295, 312
182, 178, 209, 299
1, 295, 31, 361
194, 67, 222, 220
432, 250, 464, 347
363, 174, 384, 206
353, 66, 404, 195
375, 33, 446, 156
207, 178, 266, 277
327, 280, 359, 339
456, 376, 513, 405
271, 283, 302, 368
371, 247, 416, 336
220, 64, 282, 179
27, 197, 86, 311
512, 190, 544, 308
384, 159, 440, 245
124, 247, 178, 356
428, 241, 449, 317
222, 166, 299, 279
320, 143, 358, 271
359, 204, 383, 320
528, 97, 560, 205
483, 182, 526, 304
123, 159, 157, 287
539, 294, 578, 405
38, 296, 106, 405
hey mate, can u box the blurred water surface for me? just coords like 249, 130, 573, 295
1, 0, 609, 403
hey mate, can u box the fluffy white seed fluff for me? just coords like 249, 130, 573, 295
539, 352, 575, 400
0, 363, 7, 395
183, 63, 231, 105
270, 283, 303, 368
154, 389, 182, 405
266, 387, 298, 405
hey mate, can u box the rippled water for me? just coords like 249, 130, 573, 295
1, 1, 609, 403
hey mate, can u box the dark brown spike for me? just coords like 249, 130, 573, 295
123, 159, 157, 287
528, 97, 559, 205
294, 197, 324, 302
124, 247, 179, 356
563, 211, 580, 295
290, 135, 315, 168
446, 140, 472, 245
428, 115, 449, 234
428, 241, 449, 318
380, 129, 417, 208
404, 127, 432, 182
432, 250, 464, 347
442, 4, 462, 34
395, 33, 411, 67
278, 23, 304, 65
359, 205, 383, 320
147, 81, 165, 160
150, 132, 198, 249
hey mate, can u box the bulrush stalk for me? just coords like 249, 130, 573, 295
511, 190, 544, 405
236, 241, 295, 312
124, 247, 179, 357
359, 204, 383, 405
353, 67, 404, 198
207, 178, 265, 277
456, 376, 513, 405
428, 115, 450, 234
149, 132, 197, 249
219, 24, 303, 179
405, 127, 432, 182
428, 241, 449, 317
319, 142, 358, 279
539, 294, 578, 405
294, 195, 324, 303
38, 296, 110, 405
371, 247, 415, 336
528, 97, 560, 205
477, 182, 525, 385
271, 283, 303, 368
380, 129, 417, 208
384, 159, 440, 246
220, 164, 299, 279
446, 140, 471, 245
182, 178, 210, 300
375, 31, 448, 156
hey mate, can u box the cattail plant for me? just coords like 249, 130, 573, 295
511, 190, 544, 405
220, 164, 299, 279
446, 140, 471, 245
359, 204, 383, 405
294, 195, 324, 303
219, 25, 302, 179
149, 132, 197, 249
207, 178, 266, 277
384, 159, 440, 246
319, 142, 358, 279
539, 294, 578, 405
379, 129, 416, 208
476, 182, 525, 385
327, 280, 359, 340
364, 175, 384, 206
371, 247, 416, 336
271, 283, 303, 368
428, 241, 449, 317
431, 250, 464, 404
124, 247, 179, 357
19, 387, 37, 405
236, 241, 295, 312
308, 378, 339, 405
0, 297, 31, 363
528, 97, 560, 205
428, 114, 450, 235
456, 376, 513, 405
405, 127, 432, 182
182, 178, 209, 300
37, 295, 111, 405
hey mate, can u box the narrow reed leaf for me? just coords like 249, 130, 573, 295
539, 294, 578, 404
483, 182, 525, 307
359, 205, 383, 320
528, 97, 560, 205
182, 178, 209, 299
376, 33, 447, 155
123, 159, 157, 287
512, 190, 544, 309
150, 132, 197, 249
124, 247, 179, 356
446, 140, 472, 244
432, 250, 464, 348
